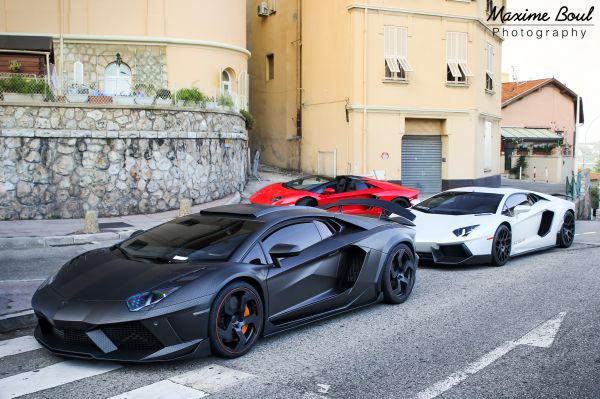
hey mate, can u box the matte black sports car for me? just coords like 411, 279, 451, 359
32, 200, 417, 361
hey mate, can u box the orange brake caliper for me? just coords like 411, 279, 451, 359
241, 305, 250, 334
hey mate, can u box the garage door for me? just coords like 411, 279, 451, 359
401, 135, 442, 194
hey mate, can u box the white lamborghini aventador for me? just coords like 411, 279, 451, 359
409, 187, 575, 266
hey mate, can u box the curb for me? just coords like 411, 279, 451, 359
0, 192, 242, 250
0, 310, 36, 333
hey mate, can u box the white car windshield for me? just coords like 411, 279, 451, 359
413, 192, 503, 215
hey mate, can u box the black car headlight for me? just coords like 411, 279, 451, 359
452, 225, 480, 237
126, 286, 180, 311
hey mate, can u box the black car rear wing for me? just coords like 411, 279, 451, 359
318, 199, 416, 227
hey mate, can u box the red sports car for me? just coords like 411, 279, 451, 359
250, 175, 419, 214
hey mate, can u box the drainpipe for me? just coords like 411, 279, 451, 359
59, 0, 64, 96
297, 0, 302, 171
362, 6, 368, 174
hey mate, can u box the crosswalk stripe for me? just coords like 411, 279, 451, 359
108, 380, 209, 399
0, 359, 122, 398
170, 364, 255, 394
0, 336, 41, 359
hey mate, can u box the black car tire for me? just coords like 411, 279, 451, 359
557, 211, 575, 248
296, 197, 317, 207
491, 225, 511, 266
392, 197, 411, 208
209, 281, 264, 358
381, 243, 416, 304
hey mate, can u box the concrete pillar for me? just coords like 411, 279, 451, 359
179, 199, 192, 217
83, 210, 99, 234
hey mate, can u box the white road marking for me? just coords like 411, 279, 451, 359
0, 310, 34, 321
0, 279, 44, 283
0, 360, 121, 398
575, 231, 596, 236
416, 312, 566, 399
108, 380, 209, 399
170, 364, 255, 394
0, 336, 41, 359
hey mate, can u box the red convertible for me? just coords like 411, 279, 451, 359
249, 175, 419, 214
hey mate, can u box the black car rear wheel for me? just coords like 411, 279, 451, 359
382, 243, 416, 304
392, 197, 411, 208
296, 197, 317, 207
557, 211, 575, 248
491, 225, 511, 266
209, 281, 263, 358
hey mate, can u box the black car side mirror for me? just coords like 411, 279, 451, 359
269, 243, 301, 267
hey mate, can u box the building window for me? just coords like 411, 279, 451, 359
484, 120, 493, 172
486, 43, 494, 92
73, 61, 84, 85
446, 32, 472, 85
384, 26, 411, 81
104, 62, 132, 95
221, 69, 231, 95
266, 53, 274, 80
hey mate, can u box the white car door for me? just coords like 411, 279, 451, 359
502, 193, 545, 254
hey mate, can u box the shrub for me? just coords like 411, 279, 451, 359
9, 60, 21, 73
591, 184, 599, 210
155, 88, 171, 99
239, 109, 255, 130
510, 155, 528, 177
0, 75, 54, 100
217, 93, 234, 108
176, 88, 206, 106
133, 83, 156, 97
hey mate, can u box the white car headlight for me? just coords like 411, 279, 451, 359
453, 225, 480, 237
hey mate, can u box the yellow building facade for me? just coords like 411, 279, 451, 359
1, 0, 249, 106
248, 0, 504, 192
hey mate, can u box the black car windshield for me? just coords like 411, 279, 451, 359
413, 191, 503, 215
282, 175, 333, 191
118, 216, 263, 262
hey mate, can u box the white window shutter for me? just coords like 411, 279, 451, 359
245, 72, 249, 109
486, 43, 493, 75
457, 32, 473, 77
484, 121, 493, 171
446, 32, 460, 78
397, 27, 412, 71
73, 61, 84, 85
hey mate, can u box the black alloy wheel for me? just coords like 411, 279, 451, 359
382, 243, 416, 304
491, 225, 511, 266
392, 197, 411, 208
296, 197, 317, 207
558, 211, 575, 248
209, 281, 263, 358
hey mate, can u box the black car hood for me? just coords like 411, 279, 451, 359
51, 248, 214, 301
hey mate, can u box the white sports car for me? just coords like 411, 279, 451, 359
409, 187, 575, 266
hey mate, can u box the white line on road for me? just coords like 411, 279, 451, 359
575, 232, 597, 236
0, 279, 44, 283
0, 360, 122, 399
0, 335, 41, 359
108, 380, 209, 399
170, 364, 255, 394
416, 312, 566, 399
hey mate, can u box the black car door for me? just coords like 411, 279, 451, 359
263, 221, 347, 323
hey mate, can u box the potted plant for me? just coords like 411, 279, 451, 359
65, 84, 90, 103
9, 60, 21, 73
591, 184, 599, 218
217, 93, 235, 110
175, 88, 207, 108
0, 75, 49, 102
154, 88, 172, 106
133, 83, 156, 105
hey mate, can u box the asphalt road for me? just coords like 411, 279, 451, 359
0, 222, 599, 399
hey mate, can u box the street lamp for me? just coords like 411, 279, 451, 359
115, 53, 122, 67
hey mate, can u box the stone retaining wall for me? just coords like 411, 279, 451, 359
0, 104, 248, 220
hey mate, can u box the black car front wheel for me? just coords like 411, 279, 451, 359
382, 243, 416, 304
209, 281, 264, 358
491, 225, 511, 266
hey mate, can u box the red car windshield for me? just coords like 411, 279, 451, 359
282, 176, 333, 191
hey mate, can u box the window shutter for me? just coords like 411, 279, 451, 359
484, 121, 493, 171
384, 26, 411, 72
446, 32, 461, 78
457, 32, 473, 77
397, 26, 412, 71
486, 43, 493, 75
73, 61, 84, 85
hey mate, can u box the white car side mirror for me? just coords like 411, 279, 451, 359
513, 204, 531, 216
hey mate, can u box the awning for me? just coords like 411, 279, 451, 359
0, 35, 54, 62
501, 127, 563, 142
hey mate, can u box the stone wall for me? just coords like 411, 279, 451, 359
0, 104, 248, 220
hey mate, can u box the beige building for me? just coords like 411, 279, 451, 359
248, 0, 504, 193
1, 0, 249, 107
501, 78, 583, 183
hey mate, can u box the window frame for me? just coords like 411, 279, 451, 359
104, 61, 132, 95
266, 53, 275, 81
384, 26, 411, 81
502, 193, 531, 217
446, 32, 472, 85
259, 219, 324, 264
485, 43, 494, 92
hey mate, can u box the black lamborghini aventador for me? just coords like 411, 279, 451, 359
32, 200, 418, 361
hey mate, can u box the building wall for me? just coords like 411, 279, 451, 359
299, 0, 503, 187
0, 0, 249, 98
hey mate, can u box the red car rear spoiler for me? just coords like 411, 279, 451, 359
318, 199, 415, 227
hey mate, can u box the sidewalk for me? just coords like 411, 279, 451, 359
0, 167, 301, 331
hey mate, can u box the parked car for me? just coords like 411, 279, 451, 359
409, 187, 575, 266
32, 201, 417, 361
250, 175, 419, 215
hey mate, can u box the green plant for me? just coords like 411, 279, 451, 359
591, 184, 599, 210
217, 93, 234, 108
9, 59, 21, 73
176, 87, 207, 106
594, 157, 600, 173
239, 109, 255, 130
533, 143, 556, 155
0, 75, 54, 100
48, 212, 62, 220
155, 88, 171, 99
510, 155, 528, 177
133, 83, 156, 96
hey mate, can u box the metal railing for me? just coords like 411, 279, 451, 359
565, 172, 582, 200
